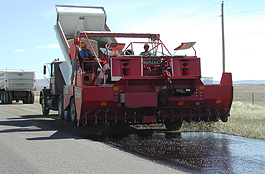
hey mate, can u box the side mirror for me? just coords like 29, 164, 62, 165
43, 65, 46, 75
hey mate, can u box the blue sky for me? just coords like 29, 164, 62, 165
1, 0, 264, 81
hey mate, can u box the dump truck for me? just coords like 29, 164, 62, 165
40, 5, 233, 131
0, 70, 35, 104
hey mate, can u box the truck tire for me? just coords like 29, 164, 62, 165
1, 91, 9, 104
64, 108, 70, 122
30, 92, 34, 104
165, 120, 183, 131
41, 93, 49, 115
0, 91, 4, 104
70, 97, 77, 125
23, 92, 30, 104
8, 92, 12, 104
58, 95, 64, 120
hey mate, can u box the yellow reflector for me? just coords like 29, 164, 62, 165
200, 86, 204, 90
101, 101, 107, 106
114, 87, 119, 91
178, 101, 184, 106
216, 99, 222, 104
155, 86, 160, 91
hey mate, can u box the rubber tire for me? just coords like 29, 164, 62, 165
8, 92, 12, 104
70, 97, 77, 125
64, 106, 71, 122
2, 91, 9, 104
58, 95, 64, 120
41, 93, 49, 116
23, 92, 30, 104
1, 91, 4, 104
0, 91, 3, 104
30, 92, 34, 104
165, 121, 183, 131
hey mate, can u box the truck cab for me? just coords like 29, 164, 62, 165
40, 60, 65, 115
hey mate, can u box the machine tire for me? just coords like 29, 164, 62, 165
165, 120, 183, 131
58, 95, 64, 120
70, 97, 77, 125
41, 93, 49, 116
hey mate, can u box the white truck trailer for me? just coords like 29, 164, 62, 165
0, 70, 35, 104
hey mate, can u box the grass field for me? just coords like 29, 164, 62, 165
179, 84, 265, 140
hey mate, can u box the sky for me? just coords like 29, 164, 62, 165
1, 0, 265, 81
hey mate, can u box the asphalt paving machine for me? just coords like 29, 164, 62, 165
40, 5, 233, 131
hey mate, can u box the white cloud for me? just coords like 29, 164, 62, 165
37, 43, 60, 49
14, 49, 26, 53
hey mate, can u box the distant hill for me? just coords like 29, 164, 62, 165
35, 79, 264, 86
233, 80, 265, 84
36, 79, 49, 86
213, 80, 265, 84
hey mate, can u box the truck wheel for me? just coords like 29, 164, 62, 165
0, 91, 5, 104
64, 108, 70, 122
165, 120, 183, 131
58, 95, 64, 120
8, 92, 12, 104
24, 92, 30, 104
2, 91, 9, 104
70, 98, 77, 125
30, 92, 34, 104
41, 94, 49, 115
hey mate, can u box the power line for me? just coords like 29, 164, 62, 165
152, 1, 221, 32
164, 15, 220, 38
163, 8, 265, 38
226, 8, 265, 16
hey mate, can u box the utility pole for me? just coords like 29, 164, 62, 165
221, 1, 225, 72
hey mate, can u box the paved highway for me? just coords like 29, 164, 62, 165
0, 103, 185, 174
1, 103, 265, 173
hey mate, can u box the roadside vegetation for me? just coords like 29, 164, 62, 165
180, 83, 265, 140
180, 102, 265, 140
213, 102, 265, 139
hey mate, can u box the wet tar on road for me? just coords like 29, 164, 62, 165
87, 131, 265, 173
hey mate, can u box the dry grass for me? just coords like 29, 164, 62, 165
212, 102, 265, 139
180, 84, 265, 140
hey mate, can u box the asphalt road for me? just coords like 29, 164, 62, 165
0, 103, 185, 174
1, 103, 265, 173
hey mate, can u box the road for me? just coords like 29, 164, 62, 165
0, 103, 185, 174
1, 103, 265, 173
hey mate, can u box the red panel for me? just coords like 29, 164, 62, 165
111, 57, 142, 78
172, 58, 182, 76
203, 85, 233, 109
220, 72, 233, 85
171, 58, 201, 76
125, 92, 157, 107
82, 86, 113, 101
143, 116, 157, 123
